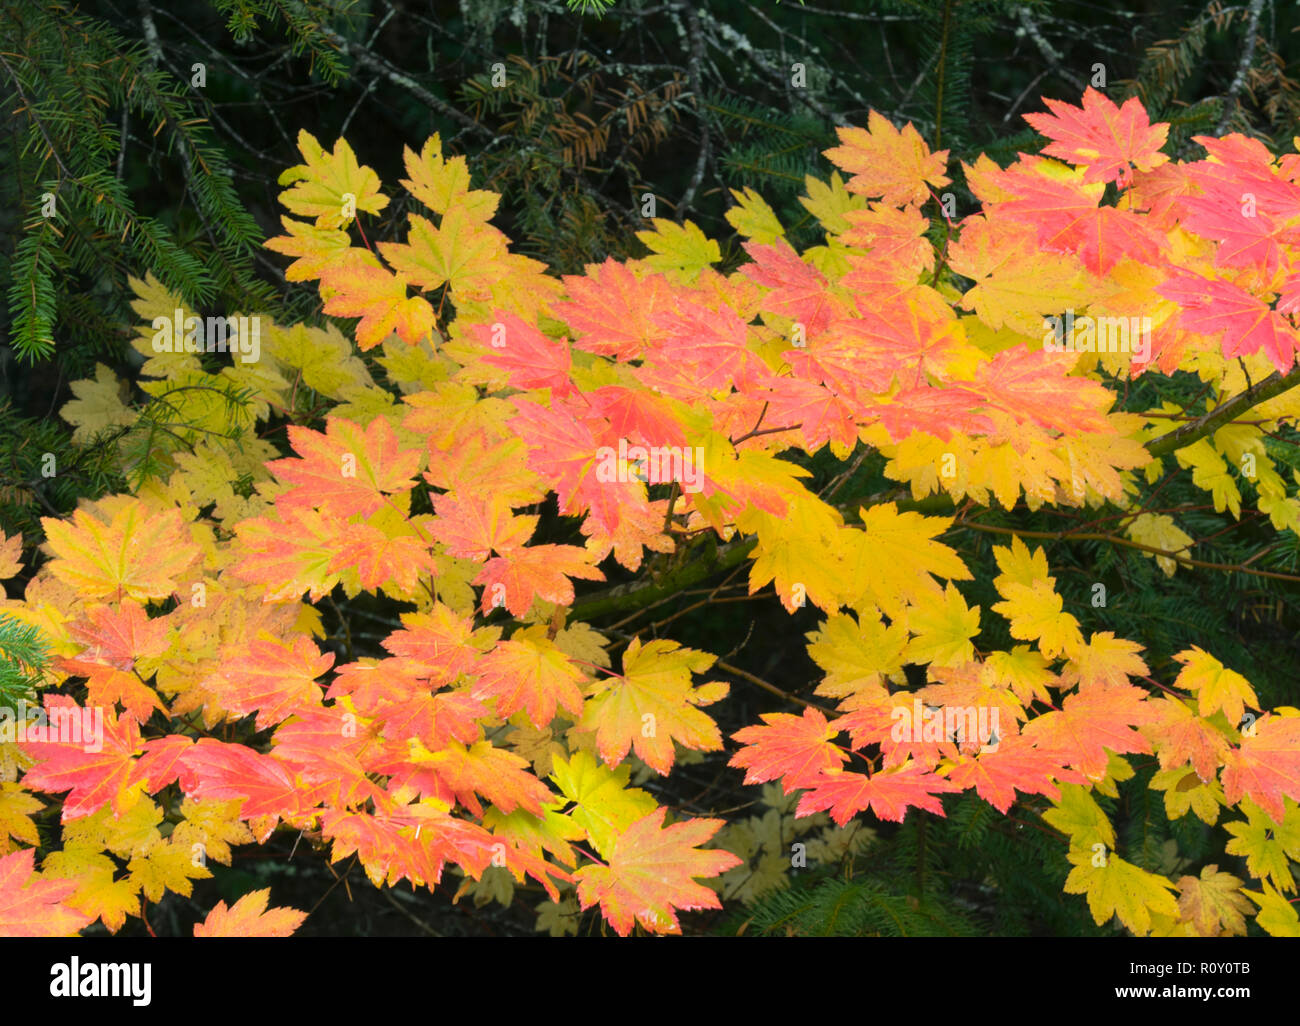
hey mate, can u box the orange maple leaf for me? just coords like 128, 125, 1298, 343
573, 808, 740, 936
194, 888, 307, 937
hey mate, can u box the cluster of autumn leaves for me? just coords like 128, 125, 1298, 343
3, 87, 1300, 937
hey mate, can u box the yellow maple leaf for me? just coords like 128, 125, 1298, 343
400, 135, 499, 221
277, 129, 389, 228
1064, 850, 1179, 935
41, 501, 200, 602
903, 582, 980, 668
1124, 512, 1192, 575
1172, 645, 1259, 725
633, 218, 720, 282
549, 750, 657, 858
127, 837, 213, 902
725, 187, 785, 244
991, 579, 1085, 661
575, 638, 728, 775
0, 783, 41, 854
60, 365, 137, 446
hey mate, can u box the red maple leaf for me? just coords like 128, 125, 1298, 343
1023, 87, 1169, 187
1220, 714, 1300, 823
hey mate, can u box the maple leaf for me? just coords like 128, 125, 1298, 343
319, 263, 434, 350
573, 807, 740, 936
991, 579, 1084, 661
553, 259, 674, 361
229, 505, 347, 602
470, 627, 586, 729
633, 219, 720, 281
41, 850, 140, 933
409, 739, 554, 817
944, 735, 1084, 813
269, 415, 423, 518
1021, 683, 1155, 778
823, 111, 951, 207
177, 740, 308, 824
1171, 645, 1259, 725
209, 635, 334, 730
1043, 783, 1116, 850
1175, 864, 1253, 936
20, 697, 145, 820
127, 837, 212, 901
0, 848, 93, 936
59, 601, 169, 723
729, 708, 847, 792
0, 783, 42, 855
795, 761, 961, 826
1160, 270, 1299, 373
466, 313, 573, 396
1243, 883, 1300, 937
378, 210, 511, 297
1224, 798, 1300, 892
1144, 696, 1231, 782
399, 135, 499, 220
1064, 849, 1179, 935
1023, 87, 1169, 186
277, 130, 388, 228
549, 751, 657, 858
41, 502, 199, 602
380, 602, 483, 687
194, 888, 307, 937
576, 638, 728, 775
473, 544, 604, 618
1220, 713, 1300, 822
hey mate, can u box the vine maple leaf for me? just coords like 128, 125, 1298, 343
409, 739, 554, 817
729, 707, 847, 792
1020, 683, 1156, 778
576, 638, 728, 775
466, 313, 574, 396
795, 761, 961, 826
60, 601, 169, 723
20, 697, 145, 820
268, 416, 423, 518
1023, 87, 1170, 187
553, 259, 674, 360
1158, 271, 1299, 373
822, 110, 951, 207
400, 135, 499, 220
473, 543, 604, 618
573, 808, 740, 936
319, 263, 434, 350
1171, 645, 1260, 725
41, 502, 199, 602
1064, 849, 1179, 935
1176, 864, 1253, 936
194, 888, 307, 937
944, 735, 1085, 813
1220, 714, 1300, 822
177, 740, 308, 824
0, 848, 93, 936
209, 635, 335, 730
277, 130, 388, 228
470, 627, 587, 729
